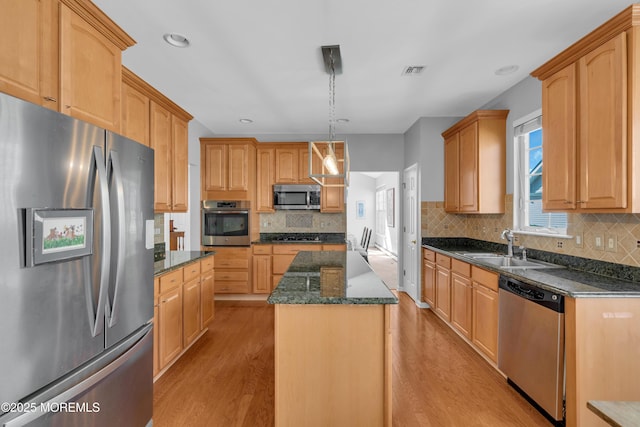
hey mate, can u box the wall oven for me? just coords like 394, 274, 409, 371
201, 200, 251, 246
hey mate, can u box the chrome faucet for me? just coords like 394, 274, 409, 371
519, 246, 527, 261
501, 229, 514, 257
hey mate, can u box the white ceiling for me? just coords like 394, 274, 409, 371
94, 0, 632, 136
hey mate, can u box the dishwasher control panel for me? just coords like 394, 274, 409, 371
499, 276, 564, 313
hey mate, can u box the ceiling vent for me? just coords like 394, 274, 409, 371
402, 66, 426, 76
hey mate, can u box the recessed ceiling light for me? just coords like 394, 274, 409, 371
239, 118, 253, 124
336, 118, 349, 123
495, 65, 519, 76
163, 33, 190, 48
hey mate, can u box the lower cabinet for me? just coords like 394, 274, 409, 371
213, 247, 251, 294
471, 266, 499, 362
252, 244, 273, 293
421, 250, 500, 363
154, 255, 215, 379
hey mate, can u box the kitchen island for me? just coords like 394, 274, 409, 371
268, 251, 398, 427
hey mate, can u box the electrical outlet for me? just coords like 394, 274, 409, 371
594, 233, 604, 251
605, 233, 617, 253
575, 232, 583, 248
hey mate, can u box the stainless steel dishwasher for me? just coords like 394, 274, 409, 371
498, 276, 565, 425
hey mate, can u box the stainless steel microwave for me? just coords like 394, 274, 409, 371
273, 184, 321, 210
201, 200, 251, 246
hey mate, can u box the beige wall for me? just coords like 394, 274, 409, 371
422, 195, 640, 267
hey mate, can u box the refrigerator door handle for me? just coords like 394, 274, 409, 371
106, 149, 125, 328
83, 146, 111, 337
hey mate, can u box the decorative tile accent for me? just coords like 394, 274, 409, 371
259, 211, 346, 233
286, 213, 313, 228
421, 195, 640, 267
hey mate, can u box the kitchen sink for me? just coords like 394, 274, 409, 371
470, 255, 563, 270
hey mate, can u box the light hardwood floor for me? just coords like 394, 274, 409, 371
153, 294, 550, 426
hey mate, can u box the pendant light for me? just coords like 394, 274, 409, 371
309, 45, 350, 187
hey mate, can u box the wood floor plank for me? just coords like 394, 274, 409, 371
153, 294, 551, 426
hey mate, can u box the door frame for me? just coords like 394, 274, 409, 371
401, 164, 425, 305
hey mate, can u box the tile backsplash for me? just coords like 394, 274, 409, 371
422, 194, 640, 267
154, 213, 165, 244
259, 211, 345, 233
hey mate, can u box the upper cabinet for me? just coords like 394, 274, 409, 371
274, 144, 316, 184
0, 0, 135, 131
201, 138, 257, 201
256, 147, 275, 212
122, 68, 192, 213
532, 5, 640, 213
442, 110, 508, 214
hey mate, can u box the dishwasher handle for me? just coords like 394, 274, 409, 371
499, 276, 564, 313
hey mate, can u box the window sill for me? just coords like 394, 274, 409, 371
512, 230, 573, 239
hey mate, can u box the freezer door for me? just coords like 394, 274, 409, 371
0, 94, 107, 405
0, 326, 153, 427
104, 132, 154, 347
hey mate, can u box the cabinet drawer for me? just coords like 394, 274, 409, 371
272, 244, 319, 255
451, 259, 471, 276
201, 256, 214, 272
215, 281, 250, 294
159, 269, 183, 294
436, 253, 451, 268
183, 261, 201, 282
215, 271, 249, 282
471, 266, 499, 292
423, 249, 436, 262
322, 244, 347, 251
215, 258, 249, 269
253, 244, 272, 255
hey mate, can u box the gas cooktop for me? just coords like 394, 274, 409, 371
271, 235, 321, 242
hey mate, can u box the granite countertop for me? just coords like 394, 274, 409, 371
154, 251, 215, 276
587, 401, 640, 427
422, 238, 640, 298
267, 251, 398, 305
253, 233, 346, 245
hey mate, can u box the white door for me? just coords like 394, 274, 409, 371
402, 164, 419, 301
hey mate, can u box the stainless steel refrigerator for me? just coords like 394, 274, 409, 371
0, 92, 154, 426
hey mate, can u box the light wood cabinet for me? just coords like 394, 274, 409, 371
532, 5, 640, 213
275, 147, 299, 183
158, 270, 183, 369
442, 110, 508, 214
0, 0, 59, 110
212, 247, 251, 294
201, 138, 257, 201
434, 254, 451, 322
200, 257, 215, 328
122, 68, 192, 213
256, 147, 275, 212
320, 145, 345, 213
252, 254, 272, 294
0, 0, 135, 128
254, 244, 324, 290
471, 266, 499, 362
322, 244, 347, 251
450, 259, 472, 339
421, 249, 436, 307
182, 277, 201, 348
153, 277, 160, 377
121, 81, 150, 146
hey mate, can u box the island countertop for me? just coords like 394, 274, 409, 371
267, 251, 398, 305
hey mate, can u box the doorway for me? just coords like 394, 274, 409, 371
402, 164, 419, 302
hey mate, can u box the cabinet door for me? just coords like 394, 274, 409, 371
422, 260, 436, 307
159, 286, 183, 369
451, 272, 472, 339
171, 116, 189, 212
256, 147, 275, 212
204, 143, 227, 191
444, 134, 459, 212
542, 63, 577, 210
150, 101, 172, 212
59, 5, 121, 131
435, 266, 450, 322
228, 144, 249, 191
298, 146, 315, 183
320, 146, 345, 213
275, 147, 299, 183
121, 82, 150, 146
252, 255, 272, 293
578, 33, 627, 209
0, 0, 58, 109
472, 283, 499, 362
183, 279, 201, 347
458, 122, 478, 212
200, 272, 215, 328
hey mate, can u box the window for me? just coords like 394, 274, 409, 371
514, 111, 567, 235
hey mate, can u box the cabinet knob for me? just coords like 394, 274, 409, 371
43, 96, 57, 102
65, 105, 71, 109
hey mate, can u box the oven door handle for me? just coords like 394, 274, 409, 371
203, 210, 249, 214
